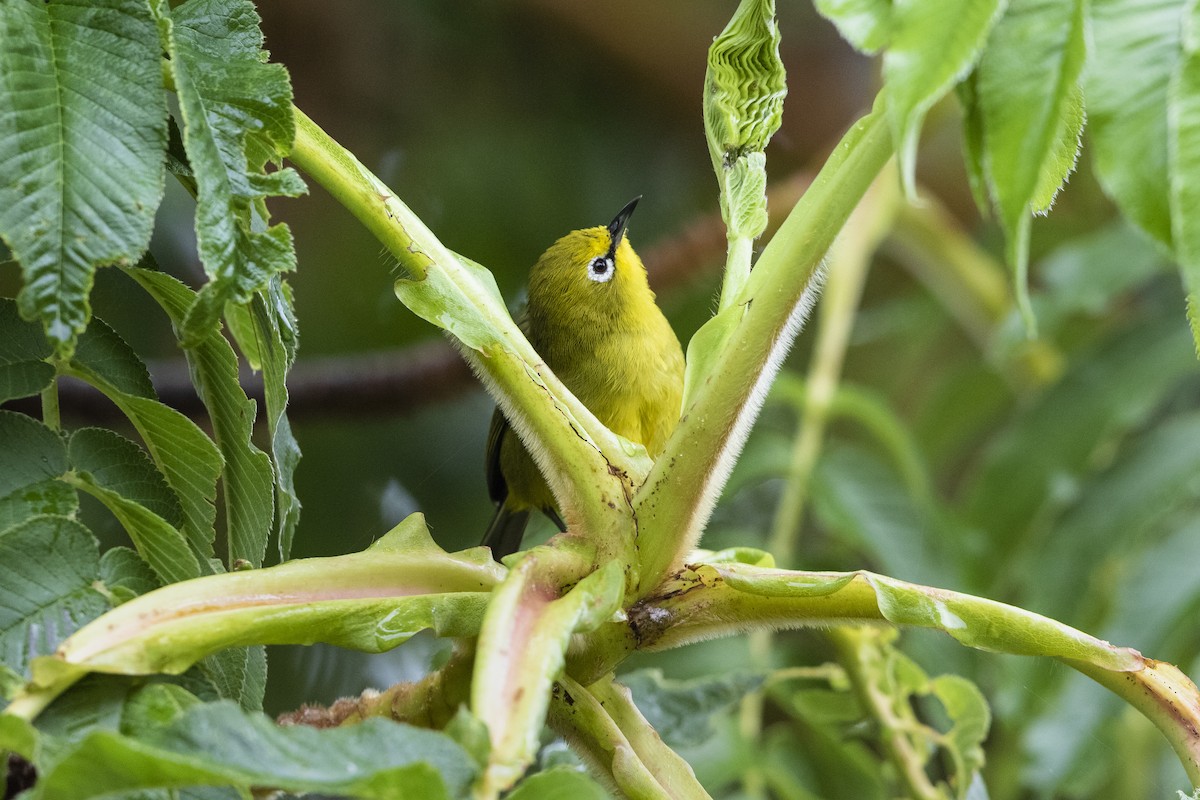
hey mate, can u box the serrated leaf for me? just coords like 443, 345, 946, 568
978, 0, 1086, 228
0, 409, 77, 532
0, 516, 109, 677
0, 0, 167, 356
251, 286, 301, 561
621, 668, 765, 748
32, 700, 476, 800
68, 429, 180, 526
65, 319, 222, 565
882, 0, 1004, 195
1170, 0, 1200, 354
126, 267, 274, 568
0, 297, 53, 404
1031, 83, 1085, 213
98, 547, 159, 603
67, 428, 200, 585
157, 0, 307, 342
1088, 0, 1187, 247
814, 0, 892, 54
0, 409, 68, 506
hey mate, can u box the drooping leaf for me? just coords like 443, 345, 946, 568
64, 319, 222, 566
67, 428, 200, 585
30, 700, 476, 800
978, 0, 1086, 228
126, 267, 274, 568
1169, 0, 1200, 353
0, 297, 53, 404
621, 668, 765, 748
882, 0, 1003, 195
156, 0, 307, 342
252, 277, 302, 561
0, 0, 167, 356
1088, 0, 1188, 247
0, 516, 109, 677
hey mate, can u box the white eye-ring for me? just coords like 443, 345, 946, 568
587, 256, 615, 283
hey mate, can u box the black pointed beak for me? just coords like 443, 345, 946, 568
606, 196, 641, 251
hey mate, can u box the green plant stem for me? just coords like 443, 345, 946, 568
287, 106, 642, 559
738, 168, 896, 798
40, 375, 59, 431
829, 627, 945, 800
548, 674, 702, 800
633, 98, 895, 597
719, 235, 754, 311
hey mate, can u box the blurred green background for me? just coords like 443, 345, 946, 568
3, 1, 1198, 796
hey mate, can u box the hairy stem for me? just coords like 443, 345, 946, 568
633, 98, 896, 596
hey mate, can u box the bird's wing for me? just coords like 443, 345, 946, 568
485, 407, 510, 505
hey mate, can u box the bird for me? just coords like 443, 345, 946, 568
482, 197, 685, 559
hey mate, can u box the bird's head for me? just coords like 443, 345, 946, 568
527, 197, 656, 327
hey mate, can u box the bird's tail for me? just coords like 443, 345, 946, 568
481, 503, 530, 560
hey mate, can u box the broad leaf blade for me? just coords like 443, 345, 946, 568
0, 515, 109, 677
0, 298, 53, 404
65, 319, 222, 565
882, 0, 1003, 195
1088, 0, 1187, 247
126, 267, 274, 568
67, 427, 200, 585
978, 0, 1086, 228
32, 701, 476, 800
0, 0, 167, 356
621, 668, 765, 748
1170, 0, 1200, 353
158, 0, 307, 341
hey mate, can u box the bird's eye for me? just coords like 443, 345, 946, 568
587, 256, 615, 283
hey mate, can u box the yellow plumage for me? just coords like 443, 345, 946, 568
483, 198, 685, 558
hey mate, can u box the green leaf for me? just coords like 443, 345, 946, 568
157, 0, 307, 342
126, 267, 274, 568
621, 668, 765, 748
1088, 0, 1188, 247
120, 683, 202, 736
978, 0, 1086, 228
66, 319, 222, 565
929, 674, 990, 794
0, 409, 77, 532
0, 297, 53, 404
882, 0, 1003, 195
0, 409, 68, 514
1170, 0, 1200, 353
99, 547, 159, 603
67, 428, 200, 585
68, 429, 180, 526
508, 767, 611, 800
251, 286, 301, 561
0, 516, 109, 677
32, 701, 476, 800
814, 0, 892, 54
0, 0, 167, 356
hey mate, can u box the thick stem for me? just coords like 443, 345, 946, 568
633, 100, 896, 596
287, 107, 640, 557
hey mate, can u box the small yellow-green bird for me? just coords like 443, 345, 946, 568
483, 197, 685, 558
